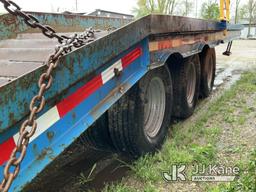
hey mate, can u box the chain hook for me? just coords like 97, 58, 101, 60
0, 0, 97, 191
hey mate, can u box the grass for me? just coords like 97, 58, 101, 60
209, 149, 256, 192
103, 183, 137, 192
77, 163, 97, 185
93, 72, 256, 192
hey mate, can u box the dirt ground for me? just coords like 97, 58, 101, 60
215, 40, 256, 87
25, 40, 256, 192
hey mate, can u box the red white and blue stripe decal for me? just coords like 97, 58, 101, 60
0, 47, 143, 166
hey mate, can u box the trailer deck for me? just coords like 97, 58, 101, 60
0, 31, 108, 87
0, 12, 242, 192
0, 14, 241, 131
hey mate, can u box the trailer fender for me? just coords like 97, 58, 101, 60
149, 50, 183, 70
149, 41, 218, 70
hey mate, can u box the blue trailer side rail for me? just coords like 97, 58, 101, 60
0, 11, 132, 40
0, 13, 242, 191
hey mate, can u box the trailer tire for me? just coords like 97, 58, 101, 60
108, 66, 173, 158
200, 48, 216, 98
171, 54, 201, 119
79, 113, 114, 151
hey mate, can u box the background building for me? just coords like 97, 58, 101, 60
88, 9, 134, 19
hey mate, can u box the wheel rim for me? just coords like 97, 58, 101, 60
144, 77, 166, 139
186, 62, 196, 106
207, 56, 213, 89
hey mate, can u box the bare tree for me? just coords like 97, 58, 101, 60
240, 0, 256, 37
248, 0, 256, 37
133, 0, 177, 17
166, 0, 176, 14
195, 0, 198, 17
181, 0, 193, 16
235, 0, 241, 23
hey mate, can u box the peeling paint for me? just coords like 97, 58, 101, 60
46, 131, 54, 142
36, 147, 54, 161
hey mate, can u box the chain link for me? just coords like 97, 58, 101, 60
0, 1, 97, 191
0, 0, 71, 44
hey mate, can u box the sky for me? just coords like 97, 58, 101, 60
0, 0, 241, 18
0, 0, 138, 15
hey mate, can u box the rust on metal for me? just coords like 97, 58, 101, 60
89, 82, 131, 120
0, 1, 103, 190
36, 148, 54, 161
46, 132, 54, 142
0, 11, 132, 41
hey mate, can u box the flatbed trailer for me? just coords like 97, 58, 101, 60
0, 8, 242, 192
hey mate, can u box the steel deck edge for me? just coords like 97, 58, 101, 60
0, 14, 242, 136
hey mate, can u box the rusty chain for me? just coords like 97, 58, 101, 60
0, 1, 97, 191
0, 0, 70, 43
